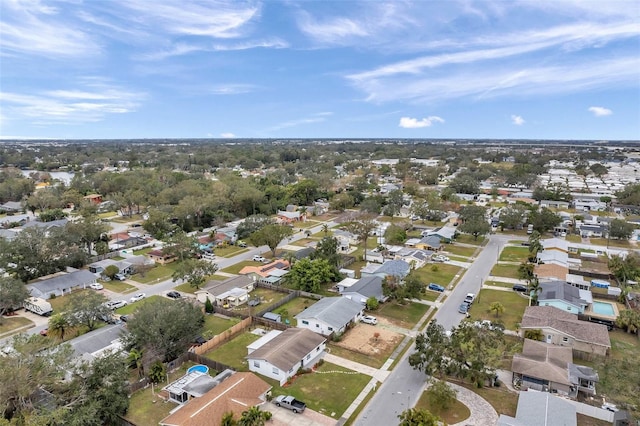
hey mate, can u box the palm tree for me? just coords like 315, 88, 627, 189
528, 278, 542, 306
489, 301, 505, 318
48, 313, 71, 341
321, 223, 329, 236
220, 412, 237, 426
128, 348, 144, 379
238, 406, 269, 426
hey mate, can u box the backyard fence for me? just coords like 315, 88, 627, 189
192, 316, 252, 355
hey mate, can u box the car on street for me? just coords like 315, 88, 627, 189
105, 300, 128, 310
166, 291, 181, 299
464, 293, 476, 305
361, 315, 378, 325
428, 283, 445, 292
458, 303, 469, 314
252, 255, 267, 262
130, 293, 146, 303
89, 283, 104, 290
512, 284, 527, 292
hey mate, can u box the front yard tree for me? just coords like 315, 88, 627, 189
104, 264, 119, 280
236, 214, 274, 239
448, 322, 504, 386
384, 224, 407, 245
311, 236, 340, 269
124, 297, 205, 362
499, 205, 527, 230
489, 301, 505, 317
249, 224, 294, 257
529, 207, 562, 233
66, 290, 111, 331
397, 408, 440, 426
428, 380, 457, 410
408, 320, 450, 378
172, 258, 218, 289
458, 216, 491, 241
609, 218, 635, 240
383, 189, 404, 218
48, 313, 72, 341
285, 258, 336, 293
343, 213, 377, 262
162, 231, 200, 262
0, 276, 29, 322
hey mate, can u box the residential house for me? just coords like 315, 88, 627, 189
538, 281, 592, 315
574, 198, 606, 212
246, 328, 326, 385
579, 224, 606, 238
295, 297, 364, 336
335, 277, 359, 293
537, 250, 569, 267
195, 275, 255, 307
426, 226, 457, 243
541, 238, 570, 253
540, 200, 571, 209
394, 248, 433, 269
403, 238, 422, 248
147, 249, 177, 265
88, 258, 135, 277
519, 306, 611, 357
163, 370, 226, 404
238, 260, 290, 285
0, 201, 22, 213
276, 210, 303, 224
511, 339, 599, 397
363, 250, 385, 264
27, 270, 97, 299
159, 372, 271, 426
361, 259, 411, 281
415, 235, 441, 251
497, 390, 577, 426
21, 218, 68, 234
534, 263, 569, 281
83, 194, 103, 205
290, 247, 315, 260
340, 275, 387, 304
333, 229, 359, 252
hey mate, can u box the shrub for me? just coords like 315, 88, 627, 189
431, 265, 439, 272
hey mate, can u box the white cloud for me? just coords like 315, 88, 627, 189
270, 112, 333, 131
207, 84, 258, 95
220, 132, 235, 138
399, 116, 444, 128
588, 106, 613, 116
511, 115, 525, 125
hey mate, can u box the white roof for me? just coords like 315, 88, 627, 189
337, 277, 359, 289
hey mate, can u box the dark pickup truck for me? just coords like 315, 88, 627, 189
273, 395, 306, 413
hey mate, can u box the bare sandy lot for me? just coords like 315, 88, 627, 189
334, 321, 403, 356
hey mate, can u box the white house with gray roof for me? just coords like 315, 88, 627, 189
27, 269, 97, 299
295, 297, 364, 336
341, 275, 386, 304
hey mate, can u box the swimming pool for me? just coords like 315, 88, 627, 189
187, 364, 209, 375
592, 301, 615, 316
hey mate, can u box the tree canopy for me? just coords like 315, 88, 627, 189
249, 224, 293, 257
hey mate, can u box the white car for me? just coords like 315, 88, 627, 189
433, 255, 449, 262
361, 315, 378, 325
106, 300, 128, 310
252, 255, 267, 262
89, 283, 104, 290
130, 293, 146, 303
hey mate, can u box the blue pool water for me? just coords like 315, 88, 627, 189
592, 301, 615, 316
187, 365, 209, 374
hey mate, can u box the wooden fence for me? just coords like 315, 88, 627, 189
193, 316, 252, 355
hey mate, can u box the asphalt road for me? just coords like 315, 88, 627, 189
353, 233, 517, 426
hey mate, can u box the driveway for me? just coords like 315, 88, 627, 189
267, 403, 338, 426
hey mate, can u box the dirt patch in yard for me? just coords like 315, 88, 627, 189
333, 321, 403, 356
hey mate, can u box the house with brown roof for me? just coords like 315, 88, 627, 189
246, 328, 326, 385
83, 193, 103, 205
147, 249, 177, 265
238, 259, 290, 284
519, 306, 611, 357
511, 339, 599, 398
159, 372, 271, 426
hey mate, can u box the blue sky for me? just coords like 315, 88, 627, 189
1, 0, 639, 140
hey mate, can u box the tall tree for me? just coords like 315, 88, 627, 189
236, 214, 274, 239
408, 320, 450, 378
238, 406, 271, 426
249, 224, 293, 257
66, 290, 111, 331
397, 408, 440, 426
172, 258, 218, 289
383, 189, 404, 218
285, 258, 337, 293
343, 213, 377, 261
48, 313, 72, 341
0, 276, 29, 322
609, 219, 635, 240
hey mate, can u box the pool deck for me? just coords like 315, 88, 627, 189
584, 299, 619, 322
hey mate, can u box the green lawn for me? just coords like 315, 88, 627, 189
416, 386, 471, 425
249, 287, 290, 305
221, 260, 258, 274
413, 264, 463, 287
175, 275, 228, 293
454, 234, 486, 245
0, 316, 34, 337
421, 291, 440, 302
445, 244, 478, 257
48, 289, 92, 313
377, 301, 429, 329
589, 238, 632, 248
490, 264, 521, 280
328, 343, 386, 369
130, 263, 179, 284
484, 280, 514, 289
110, 214, 144, 223
97, 211, 118, 219
204, 332, 262, 371
499, 246, 530, 263
289, 238, 316, 247
270, 362, 371, 419
566, 234, 582, 243
295, 220, 323, 229
203, 314, 240, 338
271, 297, 317, 326
467, 289, 529, 330
102, 280, 137, 293
133, 247, 154, 256
115, 295, 163, 315
214, 246, 249, 257
459, 382, 518, 417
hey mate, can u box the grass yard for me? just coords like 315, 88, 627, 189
48, 289, 92, 313
295, 220, 323, 229
377, 301, 429, 329
214, 246, 249, 257
413, 263, 463, 288
0, 316, 34, 337
415, 386, 471, 425
421, 291, 440, 302
130, 263, 179, 284
454, 234, 486, 245
97, 211, 118, 219
133, 247, 155, 255
490, 264, 522, 280
468, 289, 529, 330
249, 287, 290, 305
174, 275, 228, 293
459, 382, 518, 417
499, 246, 530, 263
271, 297, 317, 326
589, 238, 633, 248
115, 295, 163, 315
204, 332, 262, 371
566, 234, 582, 243
327, 343, 386, 369
270, 361, 371, 419
203, 314, 239, 338
221, 260, 257, 274
444, 244, 477, 257
111, 214, 144, 223
348, 260, 367, 278
289, 238, 316, 247
484, 280, 514, 289
102, 280, 137, 293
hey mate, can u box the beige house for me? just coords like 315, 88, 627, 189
519, 306, 611, 357
195, 275, 255, 307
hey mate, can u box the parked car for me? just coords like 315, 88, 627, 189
247, 298, 261, 307
512, 284, 527, 292
119, 314, 129, 322
428, 283, 445, 292
130, 293, 146, 303
237, 241, 247, 248
114, 273, 126, 281
252, 255, 266, 262
89, 283, 104, 290
273, 395, 306, 413
106, 300, 128, 310
458, 303, 469, 315
361, 315, 378, 325
464, 293, 476, 305
39, 328, 48, 336
166, 291, 181, 299
433, 255, 449, 262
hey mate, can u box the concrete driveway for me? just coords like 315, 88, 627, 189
266, 403, 337, 426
